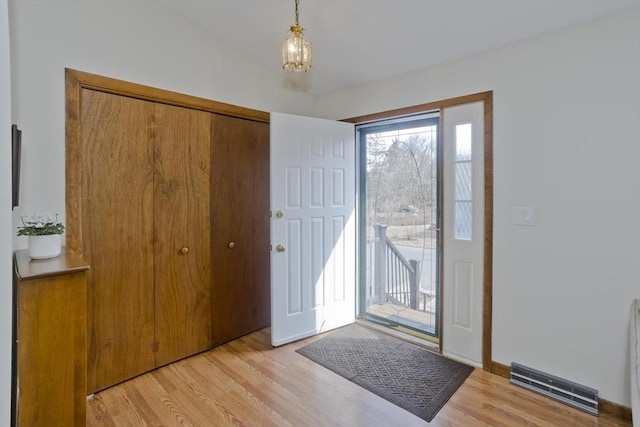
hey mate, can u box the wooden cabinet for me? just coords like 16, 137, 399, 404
14, 248, 89, 427
211, 114, 270, 345
80, 89, 212, 393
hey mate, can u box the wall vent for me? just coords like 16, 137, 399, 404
510, 362, 598, 416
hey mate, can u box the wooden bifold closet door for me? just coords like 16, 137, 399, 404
70, 69, 272, 395
210, 114, 270, 345
153, 103, 212, 367
81, 89, 212, 393
81, 90, 156, 393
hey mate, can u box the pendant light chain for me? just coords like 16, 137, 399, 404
295, 0, 300, 26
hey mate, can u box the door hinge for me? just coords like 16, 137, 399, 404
152, 341, 159, 352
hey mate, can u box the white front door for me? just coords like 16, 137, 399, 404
270, 112, 356, 347
442, 102, 484, 366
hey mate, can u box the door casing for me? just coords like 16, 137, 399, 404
346, 91, 493, 370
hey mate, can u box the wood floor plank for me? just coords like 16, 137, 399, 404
87, 327, 631, 427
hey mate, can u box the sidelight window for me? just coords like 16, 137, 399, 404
454, 123, 472, 241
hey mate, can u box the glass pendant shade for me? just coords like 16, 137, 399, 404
282, 25, 312, 72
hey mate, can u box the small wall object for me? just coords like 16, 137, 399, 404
12, 124, 21, 209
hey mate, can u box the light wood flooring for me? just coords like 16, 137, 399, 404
87, 327, 630, 426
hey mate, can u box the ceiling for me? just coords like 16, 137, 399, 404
157, 0, 639, 96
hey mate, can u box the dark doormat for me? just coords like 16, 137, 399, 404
296, 324, 474, 423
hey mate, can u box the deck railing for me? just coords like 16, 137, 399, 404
368, 224, 422, 310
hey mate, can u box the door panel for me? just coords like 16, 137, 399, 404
442, 101, 484, 366
271, 113, 356, 346
358, 116, 441, 337
154, 103, 212, 366
81, 89, 155, 393
210, 114, 270, 345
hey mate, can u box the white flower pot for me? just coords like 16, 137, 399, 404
28, 234, 62, 259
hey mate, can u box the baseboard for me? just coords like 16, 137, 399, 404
599, 398, 632, 422
490, 361, 510, 379
490, 361, 632, 423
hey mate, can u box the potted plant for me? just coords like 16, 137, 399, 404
17, 213, 65, 259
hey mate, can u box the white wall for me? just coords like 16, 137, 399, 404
7, 2, 313, 422
317, 9, 640, 406
0, 0, 12, 425
8, 0, 640, 414
9, 0, 315, 248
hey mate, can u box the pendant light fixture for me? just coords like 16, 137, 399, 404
282, 0, 312, 72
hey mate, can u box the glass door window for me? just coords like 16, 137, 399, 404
358, 113, 440, 339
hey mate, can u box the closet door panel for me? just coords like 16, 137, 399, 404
211, 114, 270, 345
154, 103, 212, 366
81, 89, 155, 393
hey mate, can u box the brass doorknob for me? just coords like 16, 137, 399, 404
228, 241, 235, 249
276, 244, 285, 253
275, 210, 284, 218
180, 247, 189, 255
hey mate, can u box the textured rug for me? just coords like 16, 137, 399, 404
296, 324, 474, 422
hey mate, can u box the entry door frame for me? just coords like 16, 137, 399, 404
345, 91, 493, 371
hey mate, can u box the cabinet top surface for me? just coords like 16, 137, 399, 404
14, 247, 90, 280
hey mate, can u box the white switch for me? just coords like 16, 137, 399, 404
513, 206, 535, 226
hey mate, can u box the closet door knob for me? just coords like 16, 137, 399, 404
276, 244, 285, 253
180, 247, 189, 255
228, 241, 236, 249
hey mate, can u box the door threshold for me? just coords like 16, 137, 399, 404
356, 319, 440, 352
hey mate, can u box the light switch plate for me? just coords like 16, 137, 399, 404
513, 206, 535, 226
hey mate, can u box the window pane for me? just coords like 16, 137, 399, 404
455, 201, 472, 240
454, 162, 472, 200
455, 123, 472, 161
454, 123, 472, 240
